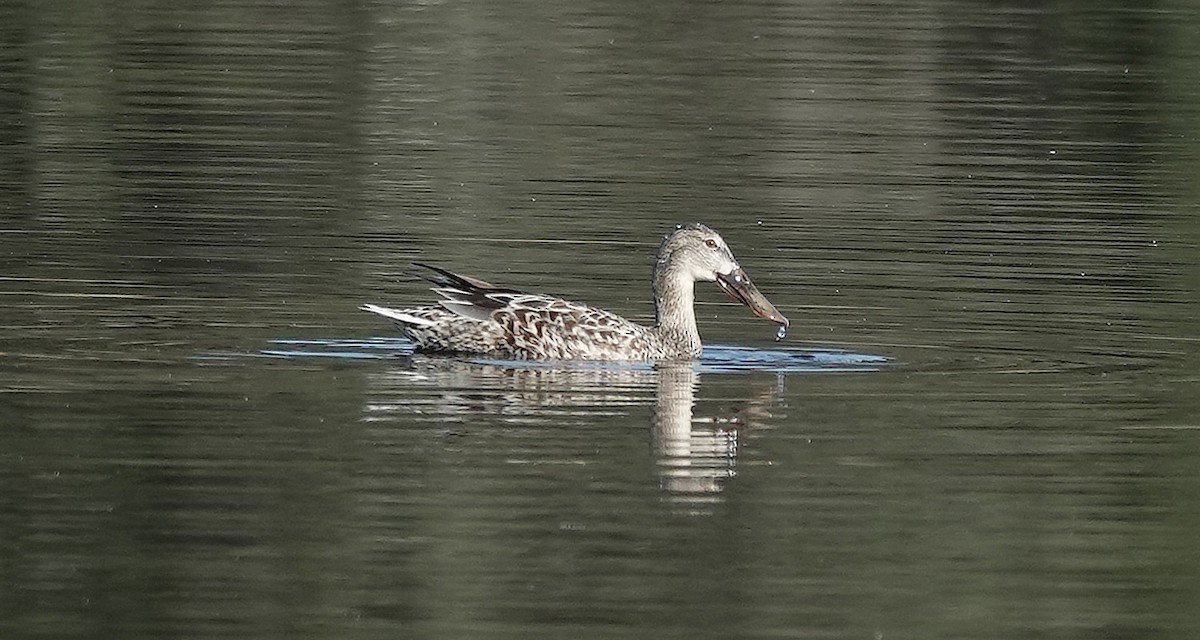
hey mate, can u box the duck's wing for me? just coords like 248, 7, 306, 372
483, 293, 656, 359
411, 262, 519, 293
368, 264, 655, 359
412, 262, 527, 323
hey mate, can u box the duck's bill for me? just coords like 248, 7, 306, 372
715, 268, 790, 327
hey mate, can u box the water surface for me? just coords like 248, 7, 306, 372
2, 1, 1199, 639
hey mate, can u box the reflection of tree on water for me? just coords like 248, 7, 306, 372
362, 356, 781, 509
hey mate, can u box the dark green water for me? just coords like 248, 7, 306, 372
2, 1, 1199, 638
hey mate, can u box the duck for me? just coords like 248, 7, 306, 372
361, 222, 789, 360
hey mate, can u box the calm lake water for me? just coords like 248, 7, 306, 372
3, 1, 1199, 638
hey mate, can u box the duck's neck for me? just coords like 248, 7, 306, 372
652, 262, 702, 357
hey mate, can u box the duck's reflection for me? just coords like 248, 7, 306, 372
651, 363, 736, 504
362, 357, 781, 510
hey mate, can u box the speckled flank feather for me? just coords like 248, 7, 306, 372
362, 295, 670, 359
361, 224, 789, 361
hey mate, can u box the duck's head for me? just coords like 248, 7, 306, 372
658, 223, 790, 328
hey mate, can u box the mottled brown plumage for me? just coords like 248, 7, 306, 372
361, 223, 789, 360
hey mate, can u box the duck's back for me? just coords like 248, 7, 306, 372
363, 264, 679, 360
486, 294, 663, 359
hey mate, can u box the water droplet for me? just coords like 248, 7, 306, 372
775, 325, 787, 341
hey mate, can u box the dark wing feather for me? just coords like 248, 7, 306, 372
412, 263, 527, 323
411, 262, 518, 292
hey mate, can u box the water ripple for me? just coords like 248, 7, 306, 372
246, 338, 888, 374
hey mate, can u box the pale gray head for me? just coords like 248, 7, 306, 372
657, 222, 740, 283
657, 223, 789, 327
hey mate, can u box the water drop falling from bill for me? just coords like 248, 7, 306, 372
775, 324, 787, 341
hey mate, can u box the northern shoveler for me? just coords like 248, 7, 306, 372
361, 223, 789, 360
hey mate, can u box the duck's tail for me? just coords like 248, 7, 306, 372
359, 303, 437, 328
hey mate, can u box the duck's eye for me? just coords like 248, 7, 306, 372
704, 238, 718, 249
